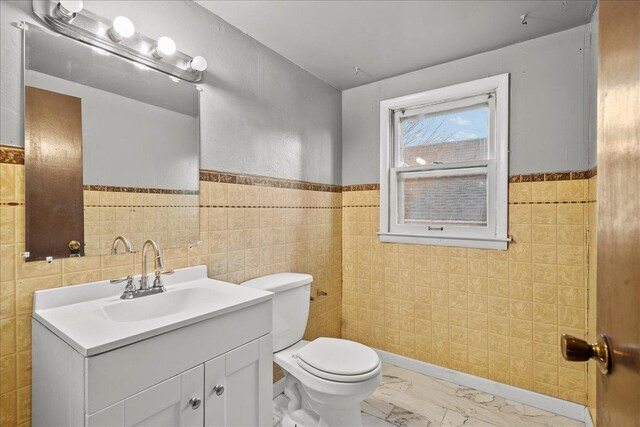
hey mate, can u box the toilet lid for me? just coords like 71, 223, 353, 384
296, 338, 381, 382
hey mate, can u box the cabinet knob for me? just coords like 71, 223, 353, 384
213, 385, 224, 396
189, 397, 201, 410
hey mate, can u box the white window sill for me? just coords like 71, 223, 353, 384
378, 232, 511, 250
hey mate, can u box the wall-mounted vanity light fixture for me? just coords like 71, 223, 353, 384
107, 16, 135, 42
54, 0, 82, 22
189, 56, 208, 73
151, 36, 176, 58
32, 0, 207, 82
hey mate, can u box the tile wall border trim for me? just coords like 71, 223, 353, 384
200, 169, 342, 193
3, 145, 597, 193
343, 167, 598, 192
0, 144, 25, 164
1, 145, 342, 193
84, 204, 199, 208
199, 205, 340, 209
375, 348, 587, 422
343, 200, 596, 208
342, 183, 381, 192
84, 185, 198, 195
508, 167, 597, 183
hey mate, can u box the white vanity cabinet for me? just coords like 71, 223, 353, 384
31, 267, 274, 427
204, 338, 272, 427
84, 336, 272, 427
86, 365, 205, 427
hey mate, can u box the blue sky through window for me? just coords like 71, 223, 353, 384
402, 106, 488, 146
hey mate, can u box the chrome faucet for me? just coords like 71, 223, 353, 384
139, 240, 174, 294
140, 239, 164, 291
110, 239, 174, 299
110, 235, 133, 254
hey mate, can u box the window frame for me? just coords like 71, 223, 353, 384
379, 74, 510, 250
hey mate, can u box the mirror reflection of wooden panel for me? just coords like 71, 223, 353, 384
25, 86, 84, 261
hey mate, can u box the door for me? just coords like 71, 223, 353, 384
122, 365, 203, 427
205, 335, 273, 427
596, 1, 640, 426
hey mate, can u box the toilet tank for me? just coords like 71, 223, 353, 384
241, 273, 312, 352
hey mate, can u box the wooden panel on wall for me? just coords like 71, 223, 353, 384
25, 86, 85, 260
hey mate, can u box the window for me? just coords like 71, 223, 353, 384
379, 74, 510, 250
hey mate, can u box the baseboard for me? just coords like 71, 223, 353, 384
273, 377, 285, 399
374, 348, 587, 422
584, 407, 595, 427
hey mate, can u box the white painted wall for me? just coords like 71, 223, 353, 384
26, 70, 199, 191
587, 10, 598, 169
341, 24, 597, 185
1, 0, 342, 185
1, 2, 596, 186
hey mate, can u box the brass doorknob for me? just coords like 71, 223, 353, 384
561, 333, 612, 374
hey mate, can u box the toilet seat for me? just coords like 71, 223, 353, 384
296, 338, 381, 383
275, 340, 381, 397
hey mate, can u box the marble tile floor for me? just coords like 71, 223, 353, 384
273, 364, 585, 427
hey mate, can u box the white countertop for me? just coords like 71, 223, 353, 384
32, 265, 273, 356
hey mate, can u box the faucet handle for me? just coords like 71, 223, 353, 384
152, 269, 174, 290
110, 275, 133, 284
111, 275, 137, 299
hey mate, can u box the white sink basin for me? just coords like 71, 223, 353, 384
102, 287, 224, 322
32, 266, 273, 356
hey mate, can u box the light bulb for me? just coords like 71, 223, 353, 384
152, 36, 176, 58
55, 1, 83, 21
108, 16, 135, 42
188, 56, 207, 72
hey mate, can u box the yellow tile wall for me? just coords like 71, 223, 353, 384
586, 176, 598, 422
83, 190, 199, 256
1, 156, 598, 426
0, 162, 342, 426
341, 178, 596, 405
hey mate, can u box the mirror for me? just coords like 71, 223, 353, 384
23, 25, 200, 260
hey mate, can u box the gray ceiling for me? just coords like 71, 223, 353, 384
196, 0, 596, 90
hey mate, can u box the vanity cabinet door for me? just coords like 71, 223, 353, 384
204, 354, 225, 427
86, 402, 124, 426
205, 335, 272, 427
122, 365, 204, 427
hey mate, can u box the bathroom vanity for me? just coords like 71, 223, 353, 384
31, 266, 273, 427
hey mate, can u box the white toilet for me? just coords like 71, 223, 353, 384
241, 273, 381, 427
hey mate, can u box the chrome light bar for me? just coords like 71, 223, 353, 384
32, 0, 206, 83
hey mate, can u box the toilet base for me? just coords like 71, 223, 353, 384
273, 340, 381, 427
274, 385, 364, 427
283, 374, 364, 427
